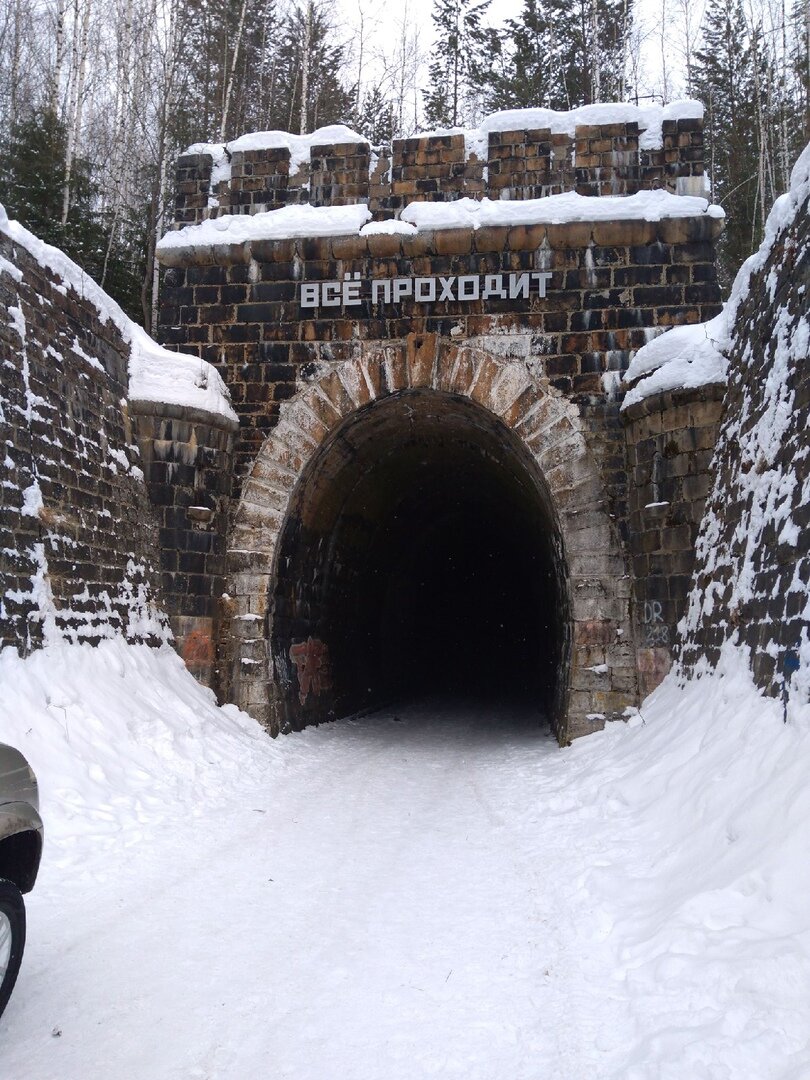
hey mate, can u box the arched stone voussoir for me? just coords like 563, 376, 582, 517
486, 363, 535, 419
433, 341, 533, 421
405, 331, 440, 388
336, 356, 376, 409
225, 344, 636, 740
234, 345, 615, 583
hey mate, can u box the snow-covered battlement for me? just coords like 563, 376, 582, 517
172, 101, 707, 230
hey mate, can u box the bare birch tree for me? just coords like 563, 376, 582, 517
220, 0, 251, 140
300, 0, 313, 134
61, 0, 91, 224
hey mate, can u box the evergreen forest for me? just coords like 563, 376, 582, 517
1, 0, 807, 321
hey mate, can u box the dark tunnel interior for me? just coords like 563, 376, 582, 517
271, 389, 569, 729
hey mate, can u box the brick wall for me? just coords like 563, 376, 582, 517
0, 232, 167, 649
679, 166, 809, 694
158, 213, 723, 501
622, 383, 725, 695
132, 403, 236, 688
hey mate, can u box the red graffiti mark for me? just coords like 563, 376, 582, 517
182, 628, 214, 671
637, 646, 671, 696
289, 637, 331, 705
575, 620, 615, 646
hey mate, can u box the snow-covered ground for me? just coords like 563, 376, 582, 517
1, 640, 809, 1079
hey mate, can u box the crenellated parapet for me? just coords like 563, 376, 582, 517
173, 105, 707, 226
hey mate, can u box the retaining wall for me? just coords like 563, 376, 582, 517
0, 229, 167, 649
679, 156, 810, 693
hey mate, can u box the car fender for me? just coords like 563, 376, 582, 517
0, 804, 44, 893
0, 802, 43, 840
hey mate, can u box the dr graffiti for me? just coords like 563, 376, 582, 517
300, 271, 554, 309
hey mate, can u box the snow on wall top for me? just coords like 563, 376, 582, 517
188, 103, 703, 180
158, 189, 722, 252
0, 205, 238, 426
621, 314, 731, 408
622, 142, 810, 408
186, 124, 368, 187
159, 202, 374, 251
399, 190, 722, 229
428, 99, 705, 159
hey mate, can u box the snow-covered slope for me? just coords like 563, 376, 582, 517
1, 638, 809, 1078
676, 144, 810, 692
0, 641, 268, 860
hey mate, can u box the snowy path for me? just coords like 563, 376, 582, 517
3, 703, 635, 1080
3, 639, 810, 1080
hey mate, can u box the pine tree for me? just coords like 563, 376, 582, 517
694, 0, 766, 286
0, 107, 146, 320
264, 2, 353, 134
0, 108, 100, 264
0, 109, 69, 245
480, 0, 633, 114
485, 0, 556, 112
553, 0, 632, 105
353, 86, 395, 144
423, 0, 493, 128
98, 198, 150, 323
171, 0, 252, 143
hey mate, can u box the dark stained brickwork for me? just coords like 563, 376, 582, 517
0, 229, 236, 681
173, 119, 706, 227
678, 171, 810, 695
158, 213, 723, 504
158, 111, 724, 738
622, 384, 725, 695
0, 231, 167, 650
132, 404, 236, 689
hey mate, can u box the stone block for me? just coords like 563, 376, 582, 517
434, 229, 475, 255
506, 223, 548, 250
591, 220, 656, 247
406, 332, 438, 388
331, 234, 369, 260
469, 354, 503, 406
447, 348, 477, 396
545, 221, 594, 248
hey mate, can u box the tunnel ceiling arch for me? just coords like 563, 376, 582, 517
271, 389, 569, 731
226, 334, 636, 743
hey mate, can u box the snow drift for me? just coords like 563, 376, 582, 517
2, 635, 810, 1078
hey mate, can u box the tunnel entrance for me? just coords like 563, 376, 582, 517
270, 389, 569, 732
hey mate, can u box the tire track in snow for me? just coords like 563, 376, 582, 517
5, 701, 636, 1080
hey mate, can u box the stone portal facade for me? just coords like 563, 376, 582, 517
156, 109, 724, 742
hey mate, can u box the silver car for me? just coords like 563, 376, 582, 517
0, 744, 43, 1020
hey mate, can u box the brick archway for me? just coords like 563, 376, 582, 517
225, 332, 635, 743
